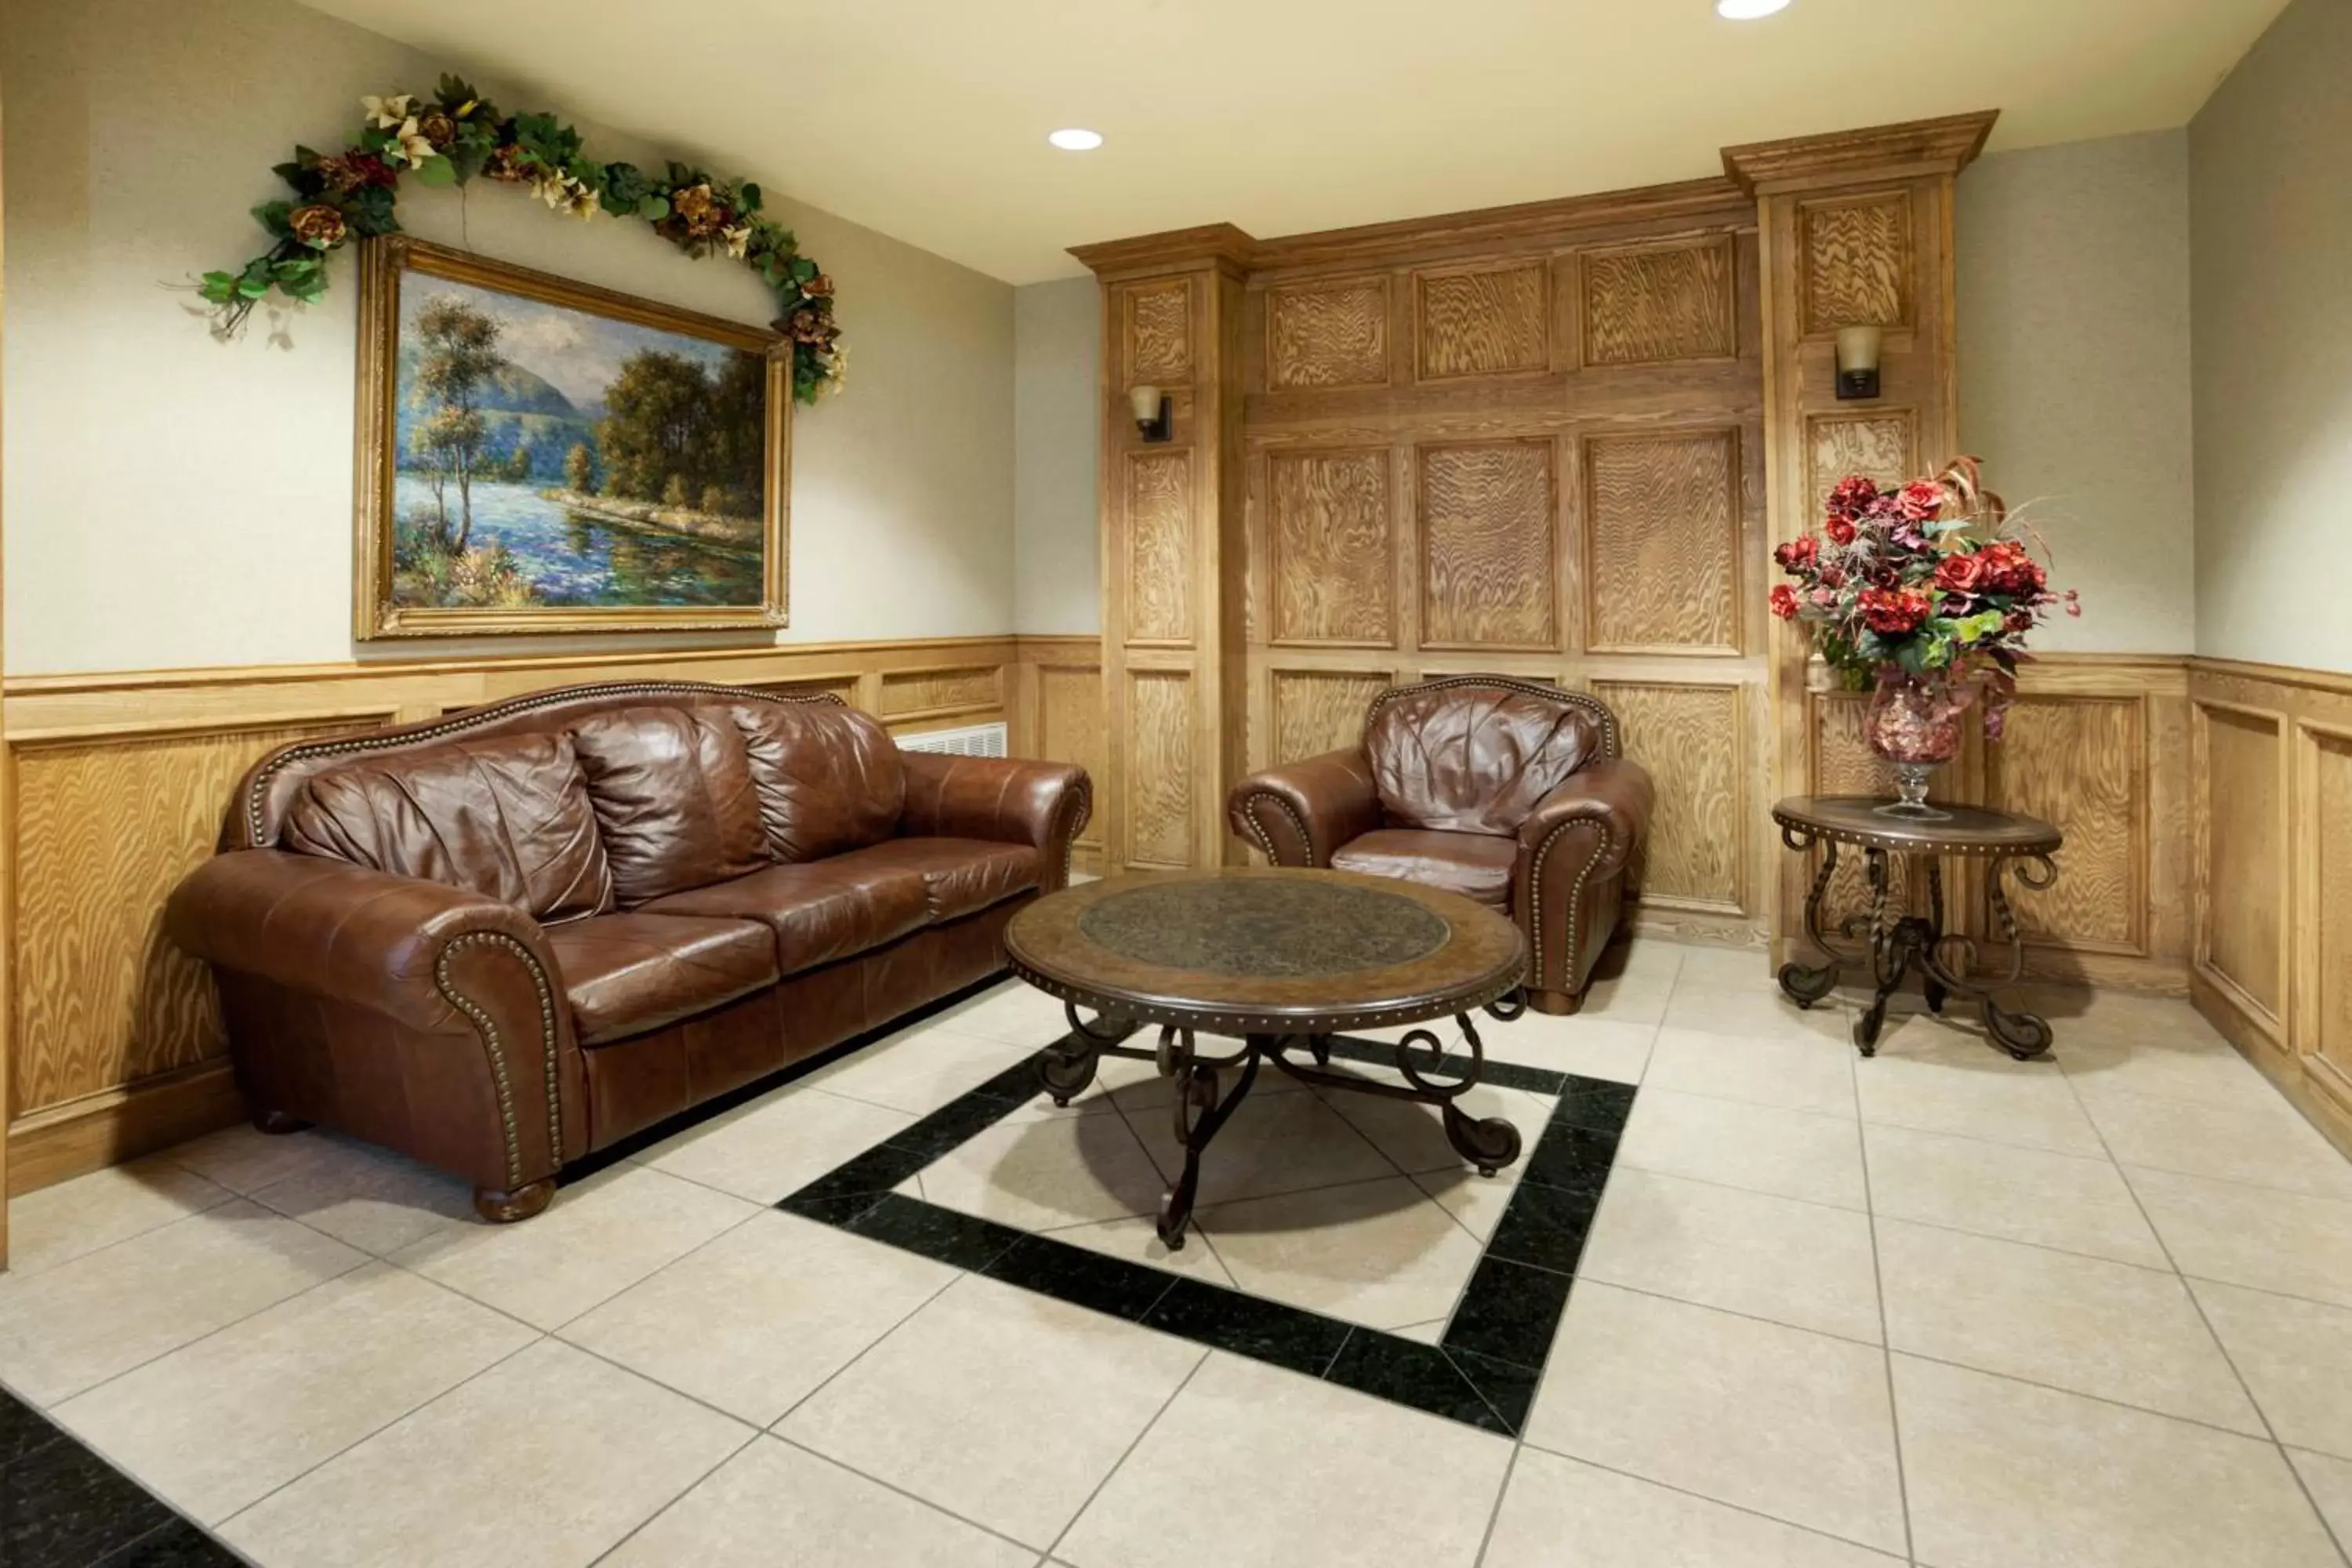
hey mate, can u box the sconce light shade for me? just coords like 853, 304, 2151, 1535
1130, 383, 1172, 441
1835, 325, 1883, 401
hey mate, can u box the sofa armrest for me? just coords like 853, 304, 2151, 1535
897, 753, 1091, 891
165, 849, 566, 1040
1227, 749, 1381, 869
1516, 757, 1653, 880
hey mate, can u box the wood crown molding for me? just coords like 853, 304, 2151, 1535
1069, 223, 1259, 279
1721, 111, 2000, 195
2190, 655, 2352, 699
1247, 176, 1751, 273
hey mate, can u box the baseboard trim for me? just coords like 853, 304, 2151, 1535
8, 1061, 245, 1196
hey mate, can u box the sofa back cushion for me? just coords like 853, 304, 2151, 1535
568, 706, 768, 906
282, 732, 613, 924
730, 702, 905, 862
1363, 681, 1602, 835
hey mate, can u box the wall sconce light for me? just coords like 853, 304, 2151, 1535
1130, 383, 1172, 442
1835, 325, 1883, 401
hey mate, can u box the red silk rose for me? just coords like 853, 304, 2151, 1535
1860, 586, 1933, 633
1824, 517, 1857, 546
1769, 584, 1800, 620
1896, 481, 1944, 521
1773, 535, 1819, 571
1826, 476, 1878, 520
1933, 552, 1987, 594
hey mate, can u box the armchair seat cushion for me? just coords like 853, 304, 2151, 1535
544, 913, 779, 1045
1330, 828, 1517, 909
639, 855, 932, 975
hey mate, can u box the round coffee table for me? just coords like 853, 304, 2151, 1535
1771, 794, 2063, 1060
1003, 868, 1529, 1248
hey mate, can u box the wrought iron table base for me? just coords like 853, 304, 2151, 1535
1776, 830, 2057, 1062
1040, 996, 1529, 1248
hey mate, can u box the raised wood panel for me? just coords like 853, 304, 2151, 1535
1125, 450, 1195, 644
1987, 696, 2143, 953
1583, 429, 1740, 655
1125, 670, 1196, 868
2200, 704, 2285, 1018
1414, 261, 1548, 380
1036, 665, 1105, 850
1123, 281, 1192, 385
1270, 670, 1388, 766
1595, 681, 1743, 913
1806, 412, 1917, 510
1579, 237, 1737, 366
1418, 440, 1557, 649
2316, 729, 2352, 1096
1269, 448, 1392, 646
1267, 278, 1389, 390
877, 666, 999, 717
9, 716, 395, 1116
1800, 193, 1911, 335
1809, 691, 1902, 929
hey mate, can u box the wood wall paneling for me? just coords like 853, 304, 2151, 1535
2197, 701, 2286, 1023
2310, 724, 2352, 1111
1266, 277, 1390, 390
1124, 451, 1196, 644
1582, 429, 1741, 655
1578, 235, 1738, 366
1986, 695, 2145, 953
877, 665, 1000, 719
1594, 681, 1744, 913
1269, 670, 1391, 766
1268, 448, 1393, 646
1414, 260, 1549, 380
1805, 411, 1918, 510
1123, 281, 1194, 386
1417, 440, 1558, 649
1124, 669, 1196, 868
1798, 192, 1912, 335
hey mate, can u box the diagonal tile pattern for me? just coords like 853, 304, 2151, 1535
2, 950, 2347, 1566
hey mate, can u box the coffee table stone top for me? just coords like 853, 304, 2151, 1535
1004, 867, 1526, 1036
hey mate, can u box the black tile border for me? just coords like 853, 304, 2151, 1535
0, 1386, 242, 1568
776, 1018, 1637, 1436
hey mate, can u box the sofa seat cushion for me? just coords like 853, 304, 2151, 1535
543, 913, 779, 1045
1330, 828, 1517, 909
843, 837, 1041, 922
638, 852, 934, 976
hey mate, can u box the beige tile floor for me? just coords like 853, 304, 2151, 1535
2, 940, 2350, 1566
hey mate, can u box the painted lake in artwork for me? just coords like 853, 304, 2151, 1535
392, 475, 761, 606
388, 272, 771, 610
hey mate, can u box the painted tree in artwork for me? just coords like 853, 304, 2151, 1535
408, 294, 506, 550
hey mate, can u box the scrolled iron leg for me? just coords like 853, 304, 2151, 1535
1977, 855, 2056, 1061
1922, 858, 1950, 1014
1039, 1000, 1117, 1105
1440, 1013, 1524, 1177
1156, 1034, 1260, 1250
1853, 848, 1900, 1058
1777, 830, 1842, 1008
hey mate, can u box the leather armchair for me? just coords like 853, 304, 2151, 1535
1228, 675, 1652, 1014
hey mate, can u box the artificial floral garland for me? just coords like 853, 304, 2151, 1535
198, 75, 844, 403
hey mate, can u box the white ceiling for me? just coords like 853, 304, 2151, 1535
303, 0, 2288, 283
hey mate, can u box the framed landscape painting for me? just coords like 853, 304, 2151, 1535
354, 236, 789, 638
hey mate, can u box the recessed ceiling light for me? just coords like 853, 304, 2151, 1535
1048, 129, 1104, 151
1717, 0, 1791, 16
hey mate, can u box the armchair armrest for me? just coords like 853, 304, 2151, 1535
1516, 757, 1653, 879
897, 753, 1091, 890
165, 849, 564, 1040
1227, 748, 1381, 868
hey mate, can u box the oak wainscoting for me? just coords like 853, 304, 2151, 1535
2, 635, 1025, 1196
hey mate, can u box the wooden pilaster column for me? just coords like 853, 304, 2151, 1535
1072, 225, 1258, 875
1724, 111, 1998, 963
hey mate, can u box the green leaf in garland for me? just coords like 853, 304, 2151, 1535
198, 270, 240, 306
410, 154, 458, 187
739, 181, 761, 212
640, 195, 670, 221
789, 256, 817, 283
252, 200, 296, 238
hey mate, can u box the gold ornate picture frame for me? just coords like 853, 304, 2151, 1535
354, 236, 789, 639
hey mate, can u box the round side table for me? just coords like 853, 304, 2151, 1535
1770, 795, 2063, 1061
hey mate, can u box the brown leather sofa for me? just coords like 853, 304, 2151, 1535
1226, 675, 1651, 1015
165, 681, 1088, 1222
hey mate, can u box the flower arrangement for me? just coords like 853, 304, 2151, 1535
198, 76, 844, 403
1769, 456, 2078, 742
